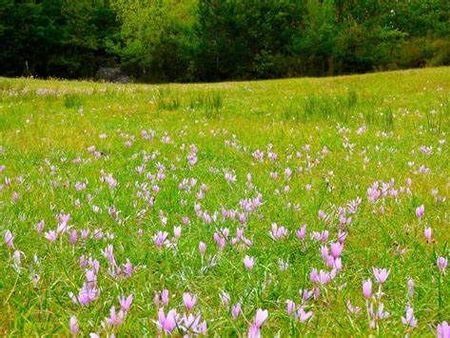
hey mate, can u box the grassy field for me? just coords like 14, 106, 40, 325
0, 67, 449, 337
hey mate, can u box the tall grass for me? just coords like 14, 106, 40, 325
283, 89, 358, 123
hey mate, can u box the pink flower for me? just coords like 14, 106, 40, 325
295, 307, 313, 322
254, 309, 268, 327
199, 242, 206, 256
437, 321, 450, 338
437, 256, 448, 273
69, 316, 79, 334
286, 300, 295, 315
161, 289, 170, 305
401, 305, 417, 328
105, 306, 125, 327
243, 255, 255, 270
415, 204, 424, 218
231, 303, 241, 320
248, 309, 268, 335
183, 292, 197, 311
69, 230, 78, 245
299, 289, 314, 301
153, 231, 169, 248
330, 242, 344, 258
372, 268, 390, 284
173, 226, 181, 239
35, 220, 45, 233
424, 227, 432, 242
296, 225, 307, 240
363, 279, 372, 299
123, 259, 133, 277
248, 324, 261, 338
269, 223, 288, 240
4, 230, 14, 248
180, 313, 207, 334
157, 308, 177, 333
119, 294, 133, 312
74, 284, 99, 306
346, 300, 361, 314
44, 230, 58, 242
310, 268, 334, 285
310, 268, 319, 283
154, 289, 170, 306
219, 291, 230, 307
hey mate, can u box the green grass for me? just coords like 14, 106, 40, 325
0, 67, 449, 337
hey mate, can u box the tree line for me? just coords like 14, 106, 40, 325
1, 0, 449, 82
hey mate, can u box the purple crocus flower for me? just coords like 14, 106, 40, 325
437, 321, 450, 338
437, 257, 448, 273
157, 308, 177, 333
69, 316, 79, 334
4, 230, 14, 248
415, 205, 424, 218
372, 268, 390, 284
363, 279, 372, 299
183, 292, 197, 311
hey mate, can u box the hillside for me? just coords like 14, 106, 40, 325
0, 67, 449, 336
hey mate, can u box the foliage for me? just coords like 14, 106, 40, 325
1, 0, 450, 81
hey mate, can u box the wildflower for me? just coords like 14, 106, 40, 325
12, 250, 23, 271
231, 303, 241, 320
219, 291, 230, 308
310, 268, 334, 285
171, 225, 181, 238
35, 220, 45, 233
295, 307, 313, 322
183, 292, 197, 311
44, 230, 58, 242
119, 294, 133, 312
368, 302, 390, 327
330, 242, 344, 258
270, 223, 288, 240
424, 226, 432, 242
224, 171, 236, 183
278, 259, 289, 271
244, 255, 255, 270
4, 230, 14, 248
372, 268, 390, 284
180, 313, 207, 334
346, 300, 361, 314
153, 231, 169, 248
156, 308, 177, 333
437, 256, 448, 273
154, 289, 170, 307
363, 279, 372, 299
437, 322, 450, 338
198, 242, 206, 256
415, 205, 424, 218
69, 230, 78, 245
123, 259, 133, 277
296, 225, 307, 240
69, 316, 79, 334
401, 305, 417, 328
299, 289, 314, 302
248, 309, 268, 338
73, 284, 99, 306
106, 306, 125, 327
286, 300, 295, 315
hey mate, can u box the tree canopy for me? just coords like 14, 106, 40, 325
1, 0, 449, 82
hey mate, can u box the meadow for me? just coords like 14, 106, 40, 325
0, 67, 449, 337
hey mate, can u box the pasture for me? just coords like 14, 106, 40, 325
0, 67, 449, 336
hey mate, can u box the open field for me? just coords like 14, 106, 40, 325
0, 68, 449, 336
